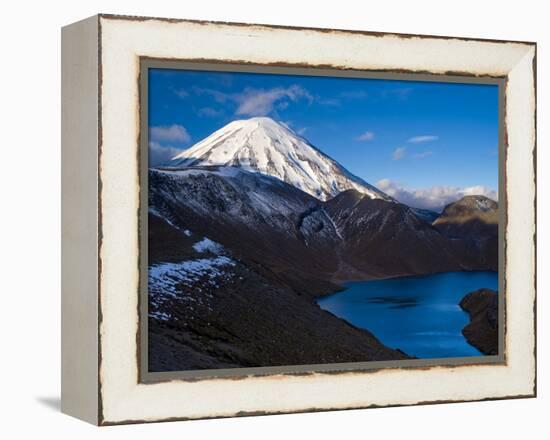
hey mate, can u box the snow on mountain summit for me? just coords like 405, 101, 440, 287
169, 117, 390, 201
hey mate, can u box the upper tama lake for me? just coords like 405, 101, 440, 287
317, 271, 498, 359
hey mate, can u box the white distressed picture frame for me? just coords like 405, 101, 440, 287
61, 14, 536, 425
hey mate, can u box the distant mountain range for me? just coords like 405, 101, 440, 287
148, 117, 498, 371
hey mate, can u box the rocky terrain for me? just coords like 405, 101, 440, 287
148, 166, 498, 370
459, 288, 499, 355
148, 209, 408, 371
324, 189, 470, 279
434, 195, 498, 270
434, 195, 498, 237
147, 117, 499, 371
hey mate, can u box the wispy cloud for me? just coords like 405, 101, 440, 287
192, 86, 230, 103
198, 107, 222, 118
171, 88, 189, 99
236, 85, 313, 116
392, 147, 406, 160
149, 124, 191, 143
340, 90, 368, 99
355, 131, 375, 141
408, 135, 439, 143
413, 151, 433, 159
376, 179, 498, 211
315, 96, 341, 106
281, 120, 308, 136
149, 141, 184, 167
192, 85, 313, 117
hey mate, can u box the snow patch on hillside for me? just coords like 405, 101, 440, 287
193, 238, 224, 254
149, 256, 235, 297
149, 206, 179, 230
148, 256, 236, 318
475, 198, 495, 212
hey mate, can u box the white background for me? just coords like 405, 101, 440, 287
0, 0, 546, 437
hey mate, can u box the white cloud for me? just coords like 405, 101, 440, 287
392, 147, 406, 160
413, 151, 433, 159
172, 88, 189, 99
459, 186, 499, 199
150, 124, 191, 143
198, 107, 222, 118
235, 85, 312, 116
376, 179, 498, 211
149, 141, 184, 167
408, 135, 439, 143
192, 87, 231, 103
193, 85, 313, 117
315, 97, 341, 106
355, 131, 375, 141
281, 120, 308, 136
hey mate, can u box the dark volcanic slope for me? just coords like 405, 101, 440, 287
150, 168, 495, 287
150, 166, 342, 297
324, 190, 465, 279
148, 212, 408, 371
433, 195, 498, 270
434, 195, 498, 238
459, 288, 498, 355
148, 166, 497, 371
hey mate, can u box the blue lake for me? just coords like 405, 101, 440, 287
317, 271, 498, 359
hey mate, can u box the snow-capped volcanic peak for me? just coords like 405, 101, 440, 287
170, 117, 390, 201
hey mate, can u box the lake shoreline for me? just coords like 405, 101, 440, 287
316, 271, 498, 359
459, 288, 499, 355
328, 268, 499, 292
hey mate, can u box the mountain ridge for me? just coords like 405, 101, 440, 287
147, 116, 499, 371
150, 167, 495, 286
148, 165, 498, 371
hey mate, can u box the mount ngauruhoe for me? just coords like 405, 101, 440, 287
148, 117, 498, 371
169, 117, 390, 201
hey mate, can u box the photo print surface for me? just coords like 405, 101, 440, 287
144, 66, 500, 374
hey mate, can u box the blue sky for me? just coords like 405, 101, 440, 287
148, 68, 499, 210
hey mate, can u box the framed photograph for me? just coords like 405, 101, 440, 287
61, 14, 536, 425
